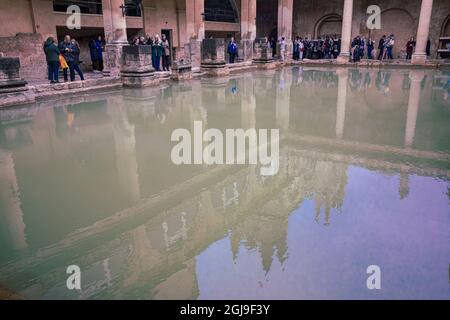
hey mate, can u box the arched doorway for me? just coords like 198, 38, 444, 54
370, 8, 415, 59
440, 14, 450, 36
314, 14, 342, 39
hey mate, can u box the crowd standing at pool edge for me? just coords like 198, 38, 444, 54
43, 32, 434, 85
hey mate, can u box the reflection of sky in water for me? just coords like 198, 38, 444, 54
0, 67, 449, 299
197, 167, 450, 299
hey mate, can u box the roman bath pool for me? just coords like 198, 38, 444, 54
0, 67, 449, 299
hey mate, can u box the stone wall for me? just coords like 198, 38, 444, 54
0, 33, 47, 81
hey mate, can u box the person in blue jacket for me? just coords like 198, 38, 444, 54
228, 37, 238, 64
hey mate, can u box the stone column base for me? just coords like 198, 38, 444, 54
336, 53, 350, 64
411, 53, 427, 65
240, 39, 254, 62
189, 39, 202, 70
103, 44, 125, 77
253, 60, 277, 70
171, 63, 193, 81
201, 63, 230, 77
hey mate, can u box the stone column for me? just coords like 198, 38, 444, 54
277, 0, 294, 60
102, 0, 128, 77
404, 70, 424, 148
186, 0, 205, 69
337, 0, 353, 63
411, 0, 433, 65
336, 69, 348, 139
241, 0, 257, 61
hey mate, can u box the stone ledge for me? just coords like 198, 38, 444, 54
0, 77, 122, 108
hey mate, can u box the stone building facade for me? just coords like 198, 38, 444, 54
0, 0, 449, 79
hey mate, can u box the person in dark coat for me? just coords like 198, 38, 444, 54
43, 36, 60, 83
426, 38, 431, 57
71, 38, 84, 81
406, 37, 415, 60
95, 35, 104, 71
88, 39, 98, 71
152, 34, 163, 71
59, 35, 76, 82
378, 35, 386, 60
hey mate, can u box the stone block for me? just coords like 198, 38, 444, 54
201, 39, 229, 76
120, 45, 158, 88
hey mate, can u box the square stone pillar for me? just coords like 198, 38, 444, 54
186, 0, 205, 41
253, 38, 276, 69
102, 0, 128, 77
201, 39, 229, 76
241, 0, 257, 62
277, 0, 293, 60
121, 45, 159, 87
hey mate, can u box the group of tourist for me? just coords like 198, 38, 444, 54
43, 34, 85, 84
129, 34, 171, 71
292, 35, 342, 60
42, 31, 435, 85
88, 36, 105, 72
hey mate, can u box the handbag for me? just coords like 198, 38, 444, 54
59, 54, 69, 69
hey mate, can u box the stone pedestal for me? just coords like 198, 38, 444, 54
171, 60, 193, 81
0, 57, 33, 107
200, 39, 229, 76
121, 45, 159, 87
103, 44, 125, 77
189, 39, 202, 70
252, 38, 276, 69
240, 39, 254, 62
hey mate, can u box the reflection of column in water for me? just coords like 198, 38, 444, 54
336, 68, 348, 139
0, 148, 27, 250
107, 98, 140, 205
405, 70, 424, 148
241, 75, 256, 129
276, 69, 291, 130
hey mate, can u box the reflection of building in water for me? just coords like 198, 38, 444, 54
0, 148, 27, 250
0, 67, 449, 299
107, 97, 141, 206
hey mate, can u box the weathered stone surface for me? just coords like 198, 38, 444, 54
171, 60, 193, 81
201, 38, 226, 64
0, 33, 46, 80
201, 39, 229, 76
0, 57, 28, 96
253, 38, 273, 62
103, 44, 124, 77
120, 45, 159, 87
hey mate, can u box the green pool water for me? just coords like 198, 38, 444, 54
0, 66, 449, 299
